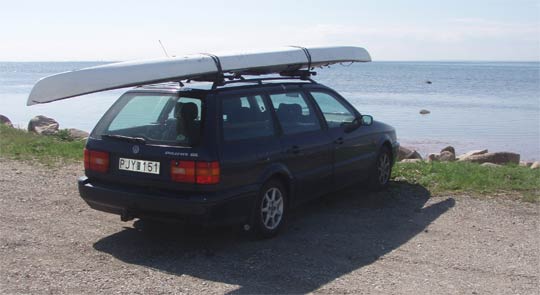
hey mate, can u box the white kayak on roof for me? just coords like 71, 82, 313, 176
27, 46, 371, 105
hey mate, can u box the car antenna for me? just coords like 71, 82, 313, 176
158, 40, 170, 58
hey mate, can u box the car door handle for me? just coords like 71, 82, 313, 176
286, 145, 302, 155
334, 137, 344, 145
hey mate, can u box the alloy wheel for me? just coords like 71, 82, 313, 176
378, 152, 391, 185
260, 187, 284, 230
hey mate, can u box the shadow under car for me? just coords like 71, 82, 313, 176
93, 182, 455, 294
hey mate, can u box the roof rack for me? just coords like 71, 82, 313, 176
206, 70, 318, 89
138, 70, 318, 90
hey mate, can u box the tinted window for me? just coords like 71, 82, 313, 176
221, 94, 274, 141
269, 92, 321, 135
94, 93, 203, 146
310, 91, 355, 128
108, 95, 170, 131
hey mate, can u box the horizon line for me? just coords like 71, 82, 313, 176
1, 59, 539, 63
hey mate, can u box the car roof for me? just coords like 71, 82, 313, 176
127, 78, 333, 96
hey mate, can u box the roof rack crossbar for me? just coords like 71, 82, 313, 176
219, 76, 318, 86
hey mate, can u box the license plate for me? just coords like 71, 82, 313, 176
119, 158, 160, 175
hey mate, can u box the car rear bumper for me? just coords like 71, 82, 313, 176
78, 177, 257, 226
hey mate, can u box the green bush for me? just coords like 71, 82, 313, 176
0, 125, 84, 164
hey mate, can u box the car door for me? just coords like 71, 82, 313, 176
218, 92, 280, 191
267, 89, 333, 204
308, 90, 377, 189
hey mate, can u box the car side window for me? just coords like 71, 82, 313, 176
221, 94, 275, 141
269, 91, 321, 135
310, 91, 356, 128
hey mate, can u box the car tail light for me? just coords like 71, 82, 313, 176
196, 161, 220, 184
170, 160, 196, 183
170, 160, 220, 184
84, 148, 109, 173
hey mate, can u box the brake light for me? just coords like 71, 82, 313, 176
84, 148, 109, 173
170, 160, 220, 184
170, 160, 195, 183
196, 161, 220, 184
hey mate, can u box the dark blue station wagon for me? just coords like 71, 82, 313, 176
79, 77, 399, 238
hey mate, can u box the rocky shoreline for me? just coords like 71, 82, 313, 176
1, 114, 89, 140
398, 145, 539, 169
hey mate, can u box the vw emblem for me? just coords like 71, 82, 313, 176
132, 145, 140, 154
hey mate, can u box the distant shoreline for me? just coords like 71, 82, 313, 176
1, 60, 539, 63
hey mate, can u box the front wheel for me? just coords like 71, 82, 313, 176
252, 180, 287, 239
368, 146, 393, 191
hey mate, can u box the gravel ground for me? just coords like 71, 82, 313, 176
0, 157, 538, 294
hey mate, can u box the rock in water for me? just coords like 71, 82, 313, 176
457, 149, 488, 161
427, 153, 440, 162
397, 146, 413, 161
425, 80, 432, 84
439, 151, 456, 162
409, 151, 423, 160
67, 128, 89, 140
397, 146, 420, 160
419, 109, 430, 115
0, 114, 13, 127
28, 115, 59, 135
398, 146, 423, 161
460, 152, 520, 165
440, 146, 455, 155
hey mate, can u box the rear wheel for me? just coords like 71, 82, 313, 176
252, 180, 287, 238
368, 146, 392, 191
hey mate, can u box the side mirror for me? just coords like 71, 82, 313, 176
342, 114, 373, 133
361, 115, 373, 126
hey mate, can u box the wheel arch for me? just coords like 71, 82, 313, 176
257, 163, 294, 205
376, 134, 395, 162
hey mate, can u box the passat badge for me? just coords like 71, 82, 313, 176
132, 145, 140, 154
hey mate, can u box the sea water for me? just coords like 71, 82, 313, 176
0, 61, 539, 160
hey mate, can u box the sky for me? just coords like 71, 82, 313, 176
1, 0, 539, 61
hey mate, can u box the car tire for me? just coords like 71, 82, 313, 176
368, 146, 393, 191
252, 179, 288, 239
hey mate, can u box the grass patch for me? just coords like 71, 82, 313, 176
0, 124, 85, 165
393, 161, 540, 202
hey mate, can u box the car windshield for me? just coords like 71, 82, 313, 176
92, 92, 204, 146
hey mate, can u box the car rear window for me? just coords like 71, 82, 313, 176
92, 92, 204, 146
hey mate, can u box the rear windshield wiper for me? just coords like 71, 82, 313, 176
101, 134, 147, 144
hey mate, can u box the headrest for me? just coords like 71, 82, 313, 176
176, 102, 198, 121
288, 104, 302, 116
277, 103, 302, 117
